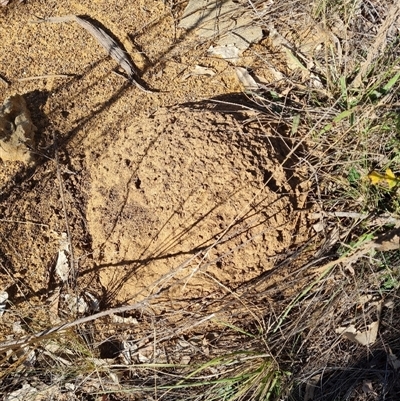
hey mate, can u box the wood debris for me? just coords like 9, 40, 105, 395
33, 15, 155, 93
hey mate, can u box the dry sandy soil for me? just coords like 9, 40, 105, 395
0, 0, 311, 316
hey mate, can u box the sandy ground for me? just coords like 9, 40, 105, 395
0, 0, 311, 326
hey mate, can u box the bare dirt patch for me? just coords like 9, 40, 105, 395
0, 0, 310, 317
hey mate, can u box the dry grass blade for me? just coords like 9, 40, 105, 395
33, 15, 155, 93
352, 2, 400, 88
0, 302, 148, 352
17, 74, 75, 81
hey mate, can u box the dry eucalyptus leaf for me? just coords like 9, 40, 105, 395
192, 65, 216, 76
180, 355, 191, 365
335, 321, 379, 346
4, 384, 38, 401
362, 380, 376, 395
235, 67, 259, 90
55, 250, 69, 282
208, 44, 240, 63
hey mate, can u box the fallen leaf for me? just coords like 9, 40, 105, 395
368, 168, 400, 189
362, 380, 376, 395
192, 65, 216, 76
235, 67, 259, 90
55, 250, 69, 282
180, 355, 191, 365
4, 383, 37, 401
335, 321, 379, 346
208, 44, 241, 63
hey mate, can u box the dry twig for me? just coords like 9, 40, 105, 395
0, 74, 9, 87
32, 15, 156, 93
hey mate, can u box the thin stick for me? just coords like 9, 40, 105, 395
0, 74, 9, 87
0, 218, 49, 227
309, 211, 368, 219
0, 302, 148, 352
32, 15, 156, 93
18, 74, 75, 81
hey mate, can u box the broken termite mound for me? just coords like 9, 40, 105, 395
0, 94, 36, 164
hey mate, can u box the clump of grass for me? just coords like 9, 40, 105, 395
243, 0, 400, 399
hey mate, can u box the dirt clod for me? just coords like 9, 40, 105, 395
0, 94, 36, 164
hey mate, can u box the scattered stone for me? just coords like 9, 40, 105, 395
179, 0, 263, 63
